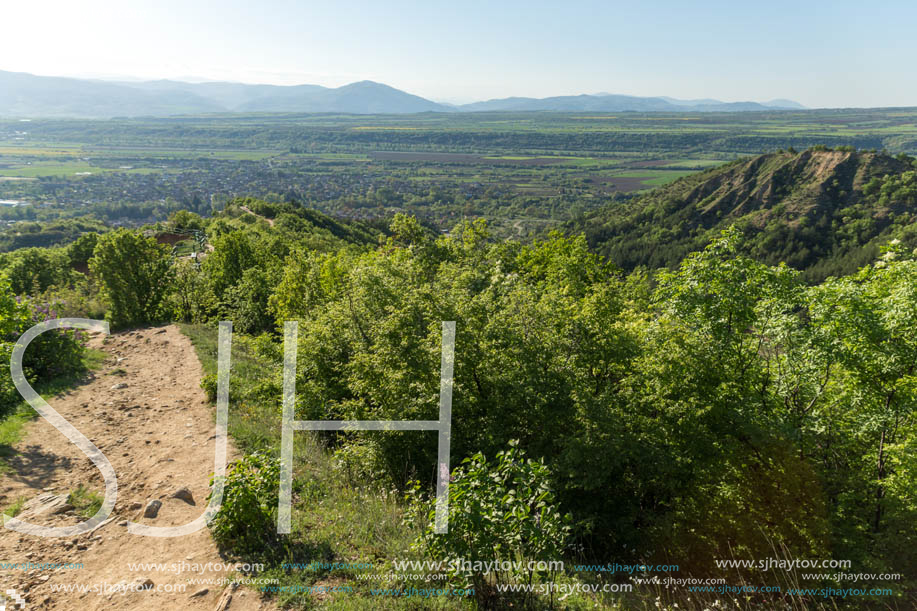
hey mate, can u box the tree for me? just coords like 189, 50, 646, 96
806, 243, 917, 563
168, 257, 214, 323
67, 233, 100, 267
202, 231, 258, 300
89, 229, 173, 327
167, 210, 205, 233
1, 248, 71, 295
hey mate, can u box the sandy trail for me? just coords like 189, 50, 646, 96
239, 206, 274, 226
0, 325, 274, 610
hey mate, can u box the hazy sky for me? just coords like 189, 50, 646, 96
2, 0, 915, 107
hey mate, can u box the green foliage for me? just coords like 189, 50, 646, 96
167, 209, 205, 232
389, 212, 428, 245
0, 274, 87, 417
223, 267, 276, 334
575, 149, 917, 282
203, 231, 259, 300
407, 441, 570, 605
0, 219, 108, 253
200, 373, 218, 403
67, 484, 103, 519
2, 110, 913, 607
183, 322, 437, 608
802, 244, 917, 572
0, 247, 71, 295
4, 181, 909, 606
33, 276, 106, 320
89, 229, 173, 327
632, 230, 831, 566
166, 257, 215, 323
67, 232, 99, 267
208, 451, 281, 555
264, 219, 915, 592
177, 206, 917, 605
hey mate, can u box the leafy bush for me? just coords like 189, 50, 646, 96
34, 277, 106, 320
331, 439, 387, 483
67, 233, 100, 267
209, 451, 281, 555
199, 371, 246, 405
407, 441, 570, 606
223, 267, 275, 334
19, 301, 86, 381
0, 274, 87, 416
0, 247, 71, 295
203, 230, 259, 300
200, 373, 218, 403
167, 210, 205, 233
89, 229, 173, 327
167, 258, 215, 323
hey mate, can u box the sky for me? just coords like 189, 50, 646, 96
1, 0, 915, 108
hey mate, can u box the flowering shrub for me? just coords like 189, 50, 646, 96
0, 274, 87, 417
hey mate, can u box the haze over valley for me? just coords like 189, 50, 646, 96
0, 69, 807, 118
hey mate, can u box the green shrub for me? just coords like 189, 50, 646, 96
0, 274, 87, 417
89, 229, 173, 327
223, 267, 275, 334
168, 258, 215, 324
199, 371, 246, 405
209, 451, 281, 555
35, 277, 106, 320
331, 439, 387, 483
0, 247, 73, 296
407, 440, 570, 606
200, 373, 218, 403
67, 233, 99, 267
19, 301, 86, 381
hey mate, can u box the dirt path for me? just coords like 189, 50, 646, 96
239, 206, 274, 227
0, 325, 275, 610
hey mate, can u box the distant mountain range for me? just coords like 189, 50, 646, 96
0, 69, 806, 118
459, 94, 805, 113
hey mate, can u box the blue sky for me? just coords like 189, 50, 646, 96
2, 0, 914, 107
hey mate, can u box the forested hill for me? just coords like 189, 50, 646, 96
574, 147, 917, 281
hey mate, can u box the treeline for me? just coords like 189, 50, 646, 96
6, 114, 909, 156
0, 218, 108, 252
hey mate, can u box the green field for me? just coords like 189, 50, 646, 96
0, 108, 915, 234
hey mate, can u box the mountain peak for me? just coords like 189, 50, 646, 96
0, 69, 806, 117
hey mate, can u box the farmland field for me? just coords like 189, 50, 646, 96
1, 108, 915, 235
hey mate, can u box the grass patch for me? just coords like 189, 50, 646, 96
67, 484, 103, 519
2, 495, 28, 518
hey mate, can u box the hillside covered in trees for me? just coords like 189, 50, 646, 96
575, 148, 917, 281
0, 195, 913, 608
